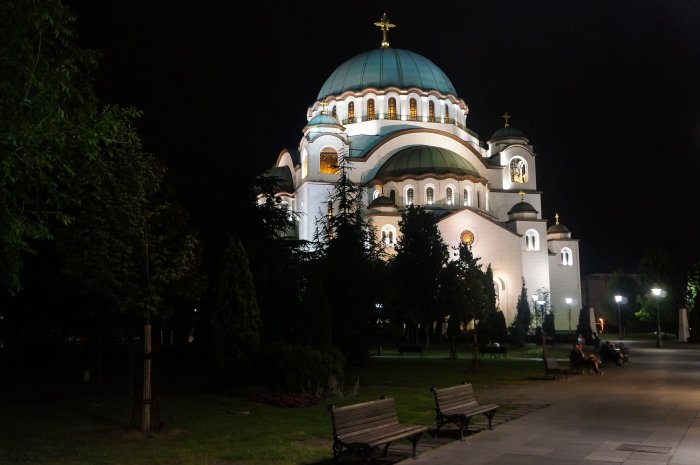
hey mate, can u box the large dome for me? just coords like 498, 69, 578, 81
317, 48, 457, 100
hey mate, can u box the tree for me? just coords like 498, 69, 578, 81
0, 0, 134, 294
509, 278, 531, 347
635, 247, 677, 338
314, 154, 383, 361
208, 238, 260, 379
685, 261, 700, 342
392, 205, 448, 348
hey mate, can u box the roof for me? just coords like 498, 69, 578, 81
368, 195, 397, 208
489, 125, 527, 142
317, 48, 457, 99
547, 223, 570, 234
507, 201, 538, 215
374, 145, 479, 181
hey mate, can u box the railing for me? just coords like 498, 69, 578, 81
339, 114, 478, 139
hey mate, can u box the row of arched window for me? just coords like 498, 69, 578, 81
375, 186, 480, 208
329, 98, 451, 123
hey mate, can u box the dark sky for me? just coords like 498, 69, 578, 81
65, 0, 700, 277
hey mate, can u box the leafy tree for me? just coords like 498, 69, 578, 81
0, 0, 135, 294
600, 271, 641, 336
685, 261, 700, 342
635, 247, 677, 338
509, 278, 531, 347
392, 205, 448, 348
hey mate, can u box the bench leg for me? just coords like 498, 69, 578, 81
458, 418, 469, 441
409, 433, 423, 458
486, 411, 495, 430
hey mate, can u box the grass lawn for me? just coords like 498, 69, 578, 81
0, 344, 573, 465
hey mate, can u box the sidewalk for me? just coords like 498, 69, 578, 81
399, 340, 700, 465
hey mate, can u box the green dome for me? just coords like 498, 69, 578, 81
375, 146, 479, 181
317, 48, 457, 100
490, 126, 526, 141
307, 113, 342, 126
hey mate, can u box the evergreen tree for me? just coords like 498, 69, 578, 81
208, 238, 260, 379
509, 278, 531, 347
392, 205, 448, 348
576, 306, 593, 342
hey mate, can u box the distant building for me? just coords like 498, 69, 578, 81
262, 15, 582, 329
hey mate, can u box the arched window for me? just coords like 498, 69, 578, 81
319, 148, 339, 174
331, 106, 337, 119
477, 191, 481, 208
406, 187, 414, 205
388, 97, 397, 120
409, 98, 417, 120
444, 103, 450, 122
426, 186, 434, 205
367, 98, 375, 120
510, 157, 528, 183
389, 189, 396, 202
525, 229, 540, 251
446, 187, 454, 205
348, 101, 355, 122
463, 187, 471, 206
381, 225, 397, 247
561, 247, 573, 266
428, 101, 435, 122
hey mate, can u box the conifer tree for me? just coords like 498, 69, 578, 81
509, 278, 532, 347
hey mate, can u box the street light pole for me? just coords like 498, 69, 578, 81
614, 295, 623, 340
651, 288, 663, 348
565, 297, 573, 332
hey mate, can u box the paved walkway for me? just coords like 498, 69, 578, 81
399, 340, 700, 465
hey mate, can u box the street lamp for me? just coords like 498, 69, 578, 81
565, 297, 573, 331
614, 295, 624, 340
651, 288, 664, 348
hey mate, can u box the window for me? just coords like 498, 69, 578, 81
409, 98, 417, 120
446, 187, 454, 205
319, 148, 339, 174
477, 191, 481, 208
406, 187, 414, 205
460, 230, 474, 245
373, 190, 381, 200
428, 101, 435, 122
463, 187, 471, 206
510, 157, 528, 183
331, 106, 336, 119
525, 229, 540, 251
388, 97, 397, 120
561, 247, 573, 266
367, 98, 375, 120
348, 101, 355, 122
426, 186, 434, 205
389, 189, 396, 202
444, 103, 450, 122
381, 225, 397, 247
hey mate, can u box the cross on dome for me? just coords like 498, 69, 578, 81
374, 13, 396, 48
502, 112, 511, 127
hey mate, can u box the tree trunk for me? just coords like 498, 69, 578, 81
141, 322, 152, 432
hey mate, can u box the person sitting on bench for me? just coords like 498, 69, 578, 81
571, 345, 602, 375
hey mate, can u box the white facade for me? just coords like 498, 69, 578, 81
265, 45, 582, 330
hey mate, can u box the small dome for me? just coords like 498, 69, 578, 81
547, 223, 570, 234
374, 146, 480, 181
507, 201, 538, 215
489, 125, 526, 141
307, 113, 342, 127
317, 48, 457, 99
369, 195, 397, 208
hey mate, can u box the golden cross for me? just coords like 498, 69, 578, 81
519, 190, 525, 202
555, 212, 560, 225
502, 112, 511, 127
374, 13, 396, 48
320, 99, 328, 114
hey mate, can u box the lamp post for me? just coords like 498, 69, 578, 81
614, 295, 623, 340
651, 288, 663, 348
565, 297, 573, 332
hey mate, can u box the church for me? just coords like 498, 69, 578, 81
264, 14, 582, 331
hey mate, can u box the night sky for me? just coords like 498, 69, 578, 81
65, 0, 700, 277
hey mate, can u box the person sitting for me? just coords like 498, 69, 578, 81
570, 345, 602, 374
600, 341, 625, 367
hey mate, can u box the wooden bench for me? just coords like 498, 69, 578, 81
479, 345, 508, 358
397, 344, 424, 356
430, 382, 499, 440
328, 397, 428, 464
544, 357, 568, 379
